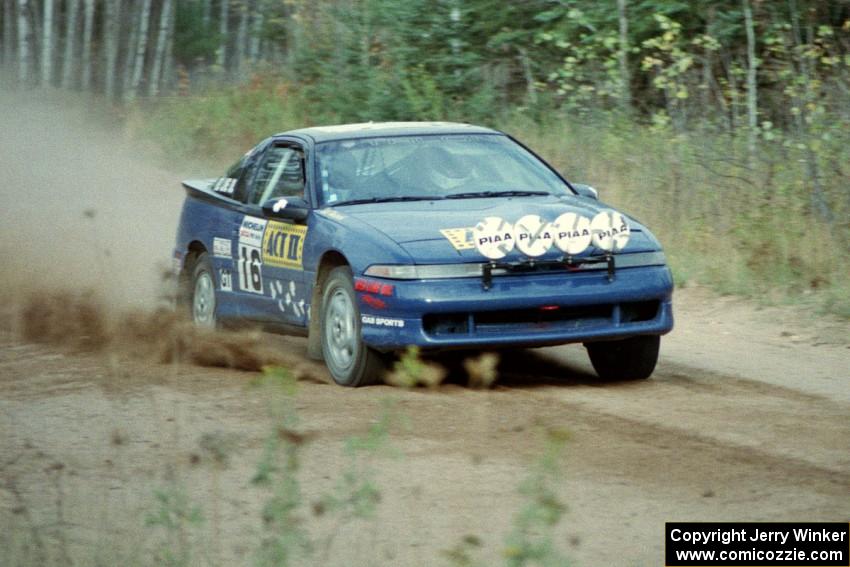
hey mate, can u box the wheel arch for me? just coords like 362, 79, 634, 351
177, 240, 208, 306
307, 250, 351, 360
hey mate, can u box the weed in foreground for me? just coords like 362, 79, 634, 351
385, 345, 447, 388
144, 481, 204, 567
503, 428, 572, 567
445, 427, 573, 567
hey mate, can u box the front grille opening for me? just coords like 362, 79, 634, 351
423, 304, 613, 336
621, 300, 660, 323
475, 305, 611, 328
423, 313, 468, 336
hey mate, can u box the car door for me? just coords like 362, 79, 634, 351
236, 140, 311, 327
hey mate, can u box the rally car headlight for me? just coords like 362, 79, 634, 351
364, 264, 484, 279
363, 252, 666, 280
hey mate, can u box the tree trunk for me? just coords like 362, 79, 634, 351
249, 8, 263, 62
40, 0, 52, 85
60, 0, 79, 88
201, 0, 210, 30
162, 10, 173, 92
128, 0, 151, 99
121, 0, 138, 98
147, 0, 171, 96
104, 0, 122, 101
235, 1, 248, 76
701, 5, 714, 119
3, 0, 15, 71
16, 0, 29, 86
217, 0, 228, 68
80, 0, 93, 90
742, 0, 758, 155
617, 0, 631, 113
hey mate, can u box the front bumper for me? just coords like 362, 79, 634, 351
357, 265, 674, 350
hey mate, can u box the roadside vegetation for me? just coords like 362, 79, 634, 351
3, 1, 847, 313
131, 1, 849, 317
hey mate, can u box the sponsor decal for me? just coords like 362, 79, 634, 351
473, 217, 515, 260
361, 315, 404, 328
470, 210, 630, 258
239, 216, 267, 248
212, 177, 237, 195
440, 227, 475, 251
219, 268, 233, 292
213, 237, 232, 258
262, 221, 307, 270
270, 280, 306, 317
590, 211, 630, 251
513, 214, 555, 258
553, 212, 592, 255
237, 216, 267, 294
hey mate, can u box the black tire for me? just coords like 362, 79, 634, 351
320, 266, 386, 387
189, 252, 217, 328
586, 335, 660, 381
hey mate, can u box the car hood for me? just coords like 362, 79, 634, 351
333, 195, 661, 264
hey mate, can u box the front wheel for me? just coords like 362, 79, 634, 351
586, 335, 660, 381
321, 267, 386, 387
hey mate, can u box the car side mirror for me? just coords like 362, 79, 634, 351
261, 197, 309, 222
571, 183, 598, 200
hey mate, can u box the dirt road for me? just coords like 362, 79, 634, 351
1, 287, 848, 566
1, 93, 848, 566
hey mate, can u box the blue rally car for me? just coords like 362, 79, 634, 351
174, 122, 673, 386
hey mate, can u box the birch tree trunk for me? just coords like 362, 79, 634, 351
617, 0, 631, 113
147, 0, 171, 96
742, 0, 758, 155
128, 0, 151, 99
104, 0, 122, 100
121, 0, 138, 98
80, 0, 93, 90
217, 0, 228, 68
249, 8, 264, 63
201, 0, 210, 30
60, 0, 79, 88
235, 1, 248, 76
3, 0, 15, 70
40, 0, 52, 85
16, 0, 29, 85
162, 8, 173, 91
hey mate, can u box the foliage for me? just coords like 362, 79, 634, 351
144, 485, 204, 567
384, 345, 448, 388
502, 428, 571, 567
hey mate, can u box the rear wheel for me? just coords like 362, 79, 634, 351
586, 335, 660, 381
190, 252, 217, 328
321, 267, 386, 386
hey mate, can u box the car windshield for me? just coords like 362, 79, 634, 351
315, 134, 569, 205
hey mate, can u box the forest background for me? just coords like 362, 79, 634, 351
2, 0, 849, 315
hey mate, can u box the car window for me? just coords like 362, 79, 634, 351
247, 145, 305, 205
315, 134, 568, 205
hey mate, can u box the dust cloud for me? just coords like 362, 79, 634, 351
0, 92, 323, 375
0, 90, 183, 313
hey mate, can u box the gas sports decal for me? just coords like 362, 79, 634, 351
471, 211, 631, 260
262, 221, 308, 269
237, 216, 267, 294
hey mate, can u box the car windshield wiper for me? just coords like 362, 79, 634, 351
329, 195, 444, 207
444, 190, 550, 199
